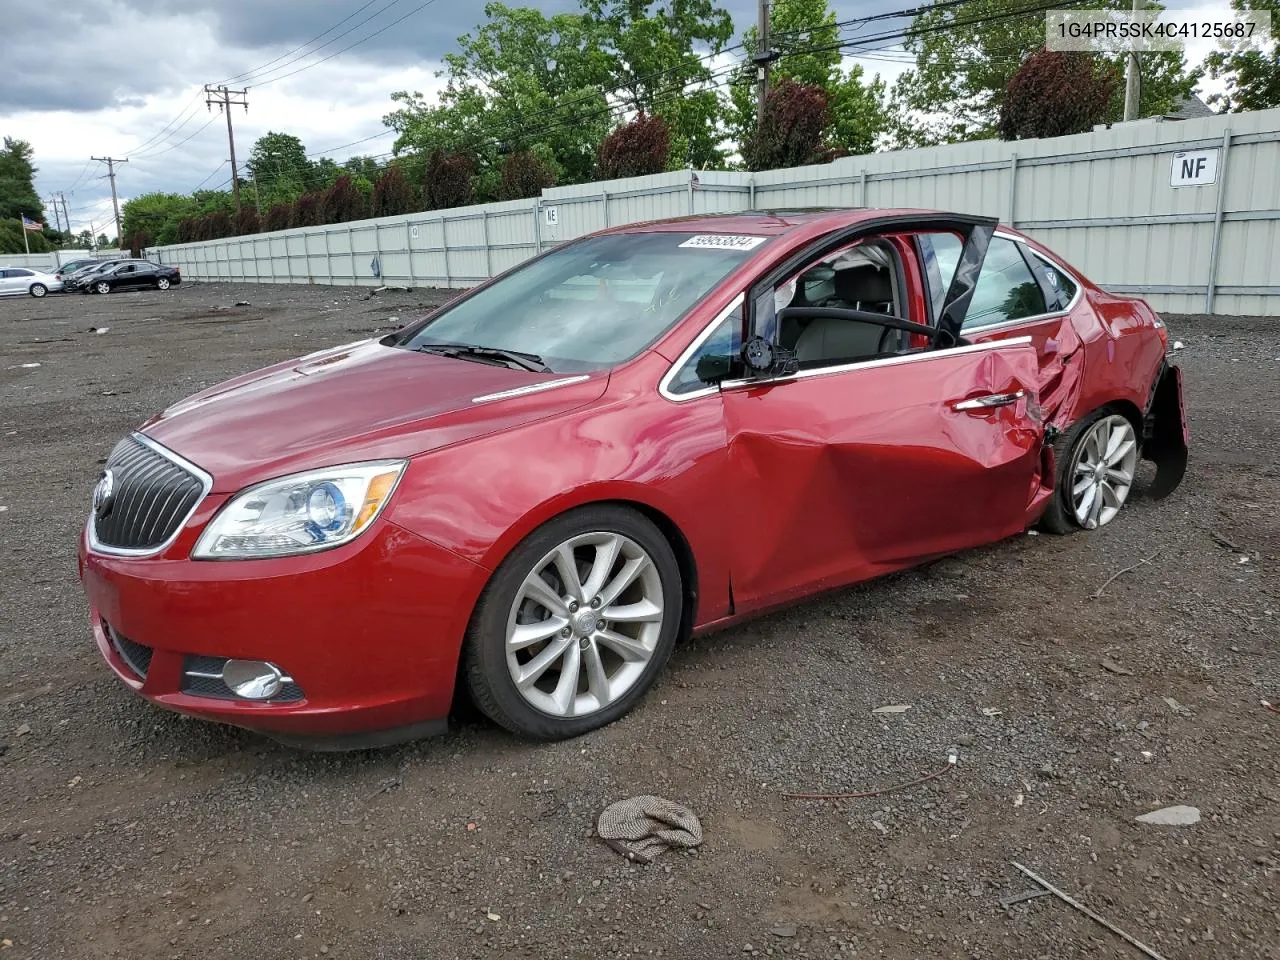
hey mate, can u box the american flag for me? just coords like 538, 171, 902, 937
21, 215, 44, 232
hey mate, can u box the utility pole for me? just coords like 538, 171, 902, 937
59, 193, 71, 243
756, 0, 770, 129
1123, 0, 1143, 121
91, 156, 128, 247
46, 196, 63, 237
205, 84, 249, 213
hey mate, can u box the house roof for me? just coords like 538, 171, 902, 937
1164, 94, 1216, 120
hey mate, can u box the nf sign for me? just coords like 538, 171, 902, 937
1170, 149, 1219, 187
543, 205, 559, 227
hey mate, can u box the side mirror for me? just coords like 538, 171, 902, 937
694, 352, 735, 385
741, 336, 798, 378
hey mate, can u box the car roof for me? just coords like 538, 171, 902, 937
599, 207, 962, 237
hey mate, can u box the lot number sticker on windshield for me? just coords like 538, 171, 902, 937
678, 235, 767, 251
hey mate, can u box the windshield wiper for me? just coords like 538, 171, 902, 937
414, 343, 551, 373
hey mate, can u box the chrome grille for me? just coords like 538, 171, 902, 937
92, 434, 208, 552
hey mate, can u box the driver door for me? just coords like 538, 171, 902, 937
719, 220, 1047, 614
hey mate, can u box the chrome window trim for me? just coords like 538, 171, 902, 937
718, 335, 1035, 390
86, 432, 214, 559
471, 375, 590, 404
657, 293, 746, 403
956, 232, 1083, 334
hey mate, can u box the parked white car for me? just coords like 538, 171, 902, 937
0, 266, 63, 298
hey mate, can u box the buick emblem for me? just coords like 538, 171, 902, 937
92, 469, 115, 519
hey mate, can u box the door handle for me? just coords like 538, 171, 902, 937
952, 389, 1025, 412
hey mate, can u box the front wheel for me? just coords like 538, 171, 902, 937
156, 277, 170, 290
1041, 409, 1140, 534
463, 505, 682, 740
95, 281, 111, 295
29, 283, 47, 298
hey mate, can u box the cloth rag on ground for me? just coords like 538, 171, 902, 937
596, 795, 703, 864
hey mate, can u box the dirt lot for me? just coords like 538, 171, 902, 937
0, 280, 1277, 960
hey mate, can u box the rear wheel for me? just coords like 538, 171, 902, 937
463, 505, 682, 740
1041, 408, 1139, 534
95, 281, 111, 295
156, 277, 170, 290
29, 283, 47, 298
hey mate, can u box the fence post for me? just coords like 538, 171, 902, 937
322, 230, 331, 283
1204, 127, 1233, 314
859, 169, 868, 208
533, 200, 543, 254
481, 210, 492, 278
442, 218, 452, 288
748, 177, 756, 211
404, 220, 416, 285
688, 170, 695, 214
373, 223, 381, 284
1006, 153, 1018, 226
347, 226, 356, 283
602, 189, 610, 227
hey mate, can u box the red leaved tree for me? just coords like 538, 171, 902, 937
263, 202, 293, 232
323, 174, 367, 224
371, 164, 417, 217
999, 48, 1120, 140
291, 191, 324, 228
742, 79, 831, 172
595, 113, 671, 180
498, 150, 557, 200
176, 218, 196, 243
234, 207, 260, 236
424, 149, 477, 210
205, 210, 233, 240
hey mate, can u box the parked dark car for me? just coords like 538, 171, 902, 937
54, 258, 102, 282
77, 260, 181, 294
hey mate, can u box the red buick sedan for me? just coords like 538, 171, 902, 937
78, 209, 1188, 748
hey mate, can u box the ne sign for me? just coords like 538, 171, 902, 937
1170, 149, 1219, 187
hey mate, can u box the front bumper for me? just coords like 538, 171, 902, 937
78, 519, 489, 748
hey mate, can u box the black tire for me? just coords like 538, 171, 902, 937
1040, 405, 1136, 535
463, 505, 683, 740
95, 281, 111, 295
29, 283, 47, 298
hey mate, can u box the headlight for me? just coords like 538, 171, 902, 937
192, 461, 406, 559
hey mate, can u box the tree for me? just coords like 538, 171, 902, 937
999, 49, 1120, 140
498, 149, 557, 199
727, 0, 889, 159
246, 132, 313, 206
205, 211, 233, 240
0, 220, 54, 255
371, 164, 418, 217
263, 202, 294, 232
742, 79, 831, 171
323, 174, 367, 223
891, 0, 1200, 145
424, 149, 476, 209
342, 155, 383, 182
233, 207, 260, 236
291, 191, 324, 228
583, 0, 734, 169
385, 3, 614, 194
0, 137, 45, 222
121, 192, 197, 248
1206, 0, 1280, 111
595, 113, 671, 179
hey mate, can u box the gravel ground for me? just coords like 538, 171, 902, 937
1, 281, 1277, 960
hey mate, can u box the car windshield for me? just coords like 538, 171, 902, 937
396, 231, 767, 373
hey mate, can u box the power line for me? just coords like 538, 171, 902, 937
135, 115, 220, 161
214, 0, 388, 86
126, 90, 207, 156
91, 157, 128, 243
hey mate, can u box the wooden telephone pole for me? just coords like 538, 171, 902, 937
205, 84, 250, 213
90, 156, 127, 247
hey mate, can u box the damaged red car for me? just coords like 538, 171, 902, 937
78, 210, 1188, 748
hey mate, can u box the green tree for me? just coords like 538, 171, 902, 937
246, 132, 313, 203
890, 0, 1200, 145
727, 0, 889, 160
385, 3, 614, 193
0, 137, 45, 222
121, 192, 197, 247
1206, 0, 1280, 111
342, 155, 383, 182
583, 0, 734, 169
0, 220, 54, 254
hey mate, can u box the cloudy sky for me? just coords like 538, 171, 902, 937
3, 0, 1229, 238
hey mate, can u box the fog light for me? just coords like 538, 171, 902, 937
222, 659, 287, 700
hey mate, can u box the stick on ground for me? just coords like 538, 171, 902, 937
1091, 550, 1161, 600
1011, 862, 1170, 960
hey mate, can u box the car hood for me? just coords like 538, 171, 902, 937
141, 338, 607, 492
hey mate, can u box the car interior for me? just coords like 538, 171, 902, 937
775, 240, 907, 369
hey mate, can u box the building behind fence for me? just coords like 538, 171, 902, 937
149, 106, 1280, 317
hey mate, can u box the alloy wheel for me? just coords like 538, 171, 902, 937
505, 532, 664, 718
96, 281, 111, 294
157, 278, 170, 290
1070, 414, 1138, 529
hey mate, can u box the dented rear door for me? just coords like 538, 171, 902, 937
720, 338, 1045, 614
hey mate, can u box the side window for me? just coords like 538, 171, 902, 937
964, 238, 1047, 330
917, 232, 962, 320
1034, 255, 1077, 310
666, 302, 744, 396
11, 268, 33, 278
